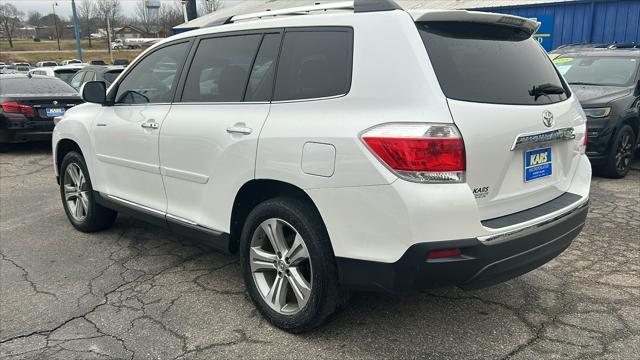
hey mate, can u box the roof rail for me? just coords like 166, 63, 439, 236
231, 1, 355, 23
607, 42, 639, 49
224, 0, 402, 24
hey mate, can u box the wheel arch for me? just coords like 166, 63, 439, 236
621, 116, 639, 144
229, 179, 332, 255
55, 138, 84, 183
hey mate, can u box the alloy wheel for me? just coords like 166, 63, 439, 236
615, 132, 633, 173
63, 163, 89, 221
249, 218, 313, 315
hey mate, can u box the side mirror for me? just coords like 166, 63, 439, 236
81, 81, 107, 104
635, 80, 640, 96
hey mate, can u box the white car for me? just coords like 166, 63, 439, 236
52, 0, 591, 332
36, 61, 59, 67
29, 65, 86, 84
60, 59, 83, 66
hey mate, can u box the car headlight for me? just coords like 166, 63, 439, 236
582, 107, 611, 118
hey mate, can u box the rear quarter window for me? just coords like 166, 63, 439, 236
418, 22, 568, 105
273, 28, 353, 101
104, 70, 123, 84
55, 69, 79, 83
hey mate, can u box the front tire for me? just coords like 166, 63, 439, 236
60, 151, 117, 232
240, 197, 342, 333
598, 125, 636, 178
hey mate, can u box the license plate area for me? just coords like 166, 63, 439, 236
524, 147, 552, 182
46, 108, 65, 117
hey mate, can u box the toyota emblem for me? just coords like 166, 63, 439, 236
542, 110, 554, 128
52, 100, 58, 105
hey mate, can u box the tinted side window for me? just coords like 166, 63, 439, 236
245, 33, 281, 102
116, 41, 189, 104
274, 29, 352, 101
182, 34, 261, 102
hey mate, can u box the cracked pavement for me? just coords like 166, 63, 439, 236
1, 143, 639, 359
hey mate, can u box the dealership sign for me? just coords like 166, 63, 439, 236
531, 15, 554, 51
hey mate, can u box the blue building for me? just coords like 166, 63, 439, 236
475, 0, 640, 51
173, 0, 640, 51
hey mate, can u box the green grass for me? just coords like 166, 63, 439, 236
0, 50, 143, 65
0, 39, 109, 52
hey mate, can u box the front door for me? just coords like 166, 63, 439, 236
91, 40, 191, 212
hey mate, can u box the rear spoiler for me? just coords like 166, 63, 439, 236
410, 10, 540, 36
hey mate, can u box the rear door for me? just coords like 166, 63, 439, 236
159, 30, 281, 231
417, 19, 586, 220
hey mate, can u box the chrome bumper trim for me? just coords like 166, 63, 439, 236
478, 197, 589, 243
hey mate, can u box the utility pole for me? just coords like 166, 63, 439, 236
106, 16, 113, 64
71, 0, 83, 62
52, 2, 61, 51
186, 0, 197, 20
181, 1, 188, 23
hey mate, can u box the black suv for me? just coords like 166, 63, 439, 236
554, 49, 640, 178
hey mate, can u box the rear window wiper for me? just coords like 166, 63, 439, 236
528, 83, 566, 100
568, 82, 604, 86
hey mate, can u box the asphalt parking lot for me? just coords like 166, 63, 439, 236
0, 143, 638, 360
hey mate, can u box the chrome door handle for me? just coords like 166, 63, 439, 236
141, 122, 159, 129
226, 126, 252, 135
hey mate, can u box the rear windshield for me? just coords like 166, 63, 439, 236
54, 69, 79, 83
0, 77, 77, 96
104, 70, 123, 84
418, 22, 568, 105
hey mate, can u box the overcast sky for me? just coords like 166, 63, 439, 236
8, 0, 243, 18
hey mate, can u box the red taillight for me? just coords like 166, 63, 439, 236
1, 101, 34, 118
427, 248, 462, 259
362, 137, 465, 172
361, 123, 465, 183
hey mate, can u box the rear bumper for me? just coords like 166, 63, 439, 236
0, 129, 53, 143
336, 200, 588, 292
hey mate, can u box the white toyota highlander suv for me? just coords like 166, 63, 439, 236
52, 0, 591, 332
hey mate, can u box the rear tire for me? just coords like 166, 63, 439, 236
598, 125, 636, 178
60, 151, 117, 232
240, 197, 342, 333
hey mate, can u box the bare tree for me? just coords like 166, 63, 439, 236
78, 0, 97, 47
0, 3, 23, 48
198, 0, 224, 15
96, 0, 121, 50
136, 0, 157, 37
27, 11, 43, 27
158, 0, 183, 38
40, 13, 65, 42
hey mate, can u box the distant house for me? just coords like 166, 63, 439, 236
0, 24, 36, 40
35, 25, 76, 40
113, 25, 145, 40
15, 26, 37, 39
